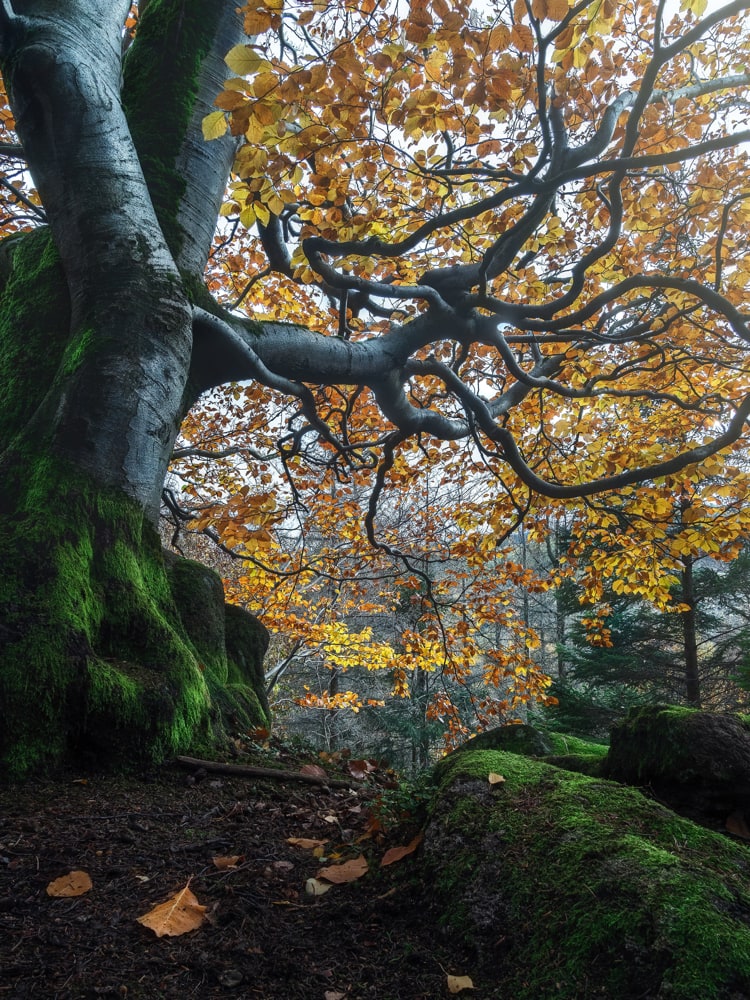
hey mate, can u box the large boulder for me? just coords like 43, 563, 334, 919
605, 706, 750, 821
166, 554, 270, 734
453, 723, 553, 757
425, 748, 750, 999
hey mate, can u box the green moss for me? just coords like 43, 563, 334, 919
122, 0, 225, 255
164, 554, 228, 683
225, 602, 270, 721
545, 731, 609, 758
0, 450, 220, 777
426, 750, 750, 999
0, 229, 71, 445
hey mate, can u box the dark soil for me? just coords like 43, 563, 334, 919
0, 742, 465, 1000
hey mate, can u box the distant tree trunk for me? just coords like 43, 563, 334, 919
681, 556, 702, 708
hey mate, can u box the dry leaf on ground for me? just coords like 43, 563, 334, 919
46, 870, 93, 898
447, 973, 475, 993
380, 833, 423, 867
488, 772, 506, 786
305, 878, 332, 896
213, 855, 243, 869
137, 883, 207, 937
300, 763, 328, 780
317, 854, 368, 883
286, 837, 328, 850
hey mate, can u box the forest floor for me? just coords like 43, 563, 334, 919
0, 739, 474, 1000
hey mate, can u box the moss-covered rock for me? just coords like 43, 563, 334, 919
165, 555, 270, 734
606, 705, 750, 819
225, 602, 270, 721
543, 730, 610, 777
425, 749, 750, 999
453, 724, 554, 757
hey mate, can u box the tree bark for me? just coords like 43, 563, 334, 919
681, 557, 702, 709
0, 1, 263, 778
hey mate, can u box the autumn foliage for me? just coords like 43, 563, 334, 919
164, 0, 749, 738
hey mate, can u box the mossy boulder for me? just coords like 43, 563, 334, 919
166, 555, 270, 734
543, 730, 609, 777
605, 706, 750, 820
453, 725, 608, 778
453, 723, 554, 757
425, 749, 750, 999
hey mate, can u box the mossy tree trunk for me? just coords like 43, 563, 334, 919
0, 1, 266, 777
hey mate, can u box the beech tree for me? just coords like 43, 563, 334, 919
1, 0, 749, 777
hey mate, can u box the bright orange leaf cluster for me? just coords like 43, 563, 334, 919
171, 0, 750, 740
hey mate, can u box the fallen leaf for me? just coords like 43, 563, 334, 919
213, 855, 243, 869
324, 991, 348, 1000
272, 860, 294, 871
46, 870, 93, 898
380, 833, 423, 867
317, 854, 369, 884
726, 811, 750, 839
347, 758, 377, 780
305, 877, 332, 896
300, 763, 328, 780
447, 973, 475, 993
286, 837, 328, 850
488, 772, 506, 786
136, 883, 207, 937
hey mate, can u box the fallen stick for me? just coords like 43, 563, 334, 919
174, 755, 361, 789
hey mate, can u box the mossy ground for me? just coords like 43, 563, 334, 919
426, 749, 750, 999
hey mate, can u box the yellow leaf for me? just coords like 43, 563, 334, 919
447, 974, 475, 993
202, 110, 227, 141
46, 870, 93, 898
488, 772, 506, 786
254, 201, 271, 226
305, 877, 332, 896
225, 45, 271, 76
136, 884, 207, 938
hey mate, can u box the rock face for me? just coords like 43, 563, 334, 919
425, 748, 750, 1000
605, 706, 750, 820
166, 554, 270, 733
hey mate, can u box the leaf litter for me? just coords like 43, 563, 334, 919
1, 741, 475, 998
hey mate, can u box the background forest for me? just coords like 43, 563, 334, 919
153, 0, 750, 770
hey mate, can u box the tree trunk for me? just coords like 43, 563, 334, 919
681, 557, 702, 709
0, 1, 266, 778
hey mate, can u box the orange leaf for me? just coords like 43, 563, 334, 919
136, 883, 207, 938
300, 763, 328, 780
347, 758, 377, 780
213, 855, 243, 869
286, 837, 328, 850
46, 870, 92, 898
380, 833, 423, 867
317, 854, 369, 883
